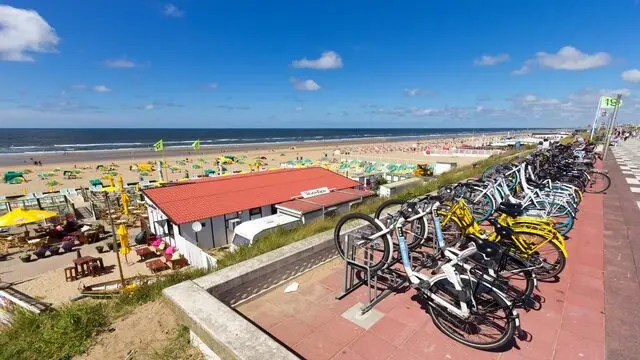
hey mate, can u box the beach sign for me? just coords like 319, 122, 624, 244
600, 96, 623, 109
153, 139, 164, 152
301, 187, 330, 198
192, 139, 201, 150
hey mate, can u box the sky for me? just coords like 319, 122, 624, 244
0, 0, 639, 128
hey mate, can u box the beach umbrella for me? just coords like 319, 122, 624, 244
117, 176, 124, 191
0, 208, 57, 227
116, 224, 130, 256
121, 192, 130, 215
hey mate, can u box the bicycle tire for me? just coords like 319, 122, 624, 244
585, 170, 611, 193
513, 233, 567, 280
373, 199, 427, 249
333, 213, 391, 272
426, 275, 517, 350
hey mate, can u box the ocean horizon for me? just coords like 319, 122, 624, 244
0, 128, 564, 155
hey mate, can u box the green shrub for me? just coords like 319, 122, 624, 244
0, 302, 110, 360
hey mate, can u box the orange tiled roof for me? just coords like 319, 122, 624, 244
142, 167, 361, 224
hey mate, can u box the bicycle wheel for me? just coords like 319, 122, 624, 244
512, 232, 566, 280
333, 213, 391, 272
468, 192, 495, 222
426, 275, 517, 350
374, 199, 427, 249
585, 170, 611, 193
498, 254, 536, 299
525, 201, 574, 235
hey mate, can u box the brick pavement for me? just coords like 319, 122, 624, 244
604, 142, 640, 360
236, 192, 607, 359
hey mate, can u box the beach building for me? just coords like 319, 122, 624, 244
141, 168, 372, 266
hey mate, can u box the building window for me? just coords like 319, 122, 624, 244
249, 207, 261, 220
166, 219, 174, 238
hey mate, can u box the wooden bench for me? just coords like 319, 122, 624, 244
146, 259, 167, 273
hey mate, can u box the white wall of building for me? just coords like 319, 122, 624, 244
179, 220, 214, 249
211, 216, 226, 247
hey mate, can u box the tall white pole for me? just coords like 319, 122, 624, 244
589, 99, 602, 141
602, 94, 623, 161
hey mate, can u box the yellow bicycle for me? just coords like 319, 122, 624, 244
437, 198, 568, 280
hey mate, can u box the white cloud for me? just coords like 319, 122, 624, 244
294, 106, 303, 112
474, 54, 510, 66
206, 83, 218, 89
404, 88, 433, 96
513, 46, 612, 75
0, 5, 59, 62
289, 77, 321, 91
92, 85, 111, 93
104, 58, 138, 68
163, 4, 184, 17
291, 51, 343, 70
140, 100, 183, 110
622, 69, 640, 83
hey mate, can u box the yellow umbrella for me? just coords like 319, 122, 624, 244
0, 208, 57, 227
117, 176, 124, 191
116, 224, 130, 256
121, 192, 130, 215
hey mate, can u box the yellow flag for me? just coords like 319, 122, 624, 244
153, 140, 164, 152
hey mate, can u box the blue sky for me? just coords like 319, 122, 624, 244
0, 0, 639, 128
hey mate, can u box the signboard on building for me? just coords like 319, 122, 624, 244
301, 187, 330, 198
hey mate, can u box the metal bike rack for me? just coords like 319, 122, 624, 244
336, 234, 432, 315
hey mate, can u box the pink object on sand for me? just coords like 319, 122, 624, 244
152, 239, 162, 247
165, 246, 176, 255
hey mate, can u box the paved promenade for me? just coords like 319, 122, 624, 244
605, 140, 640, 360
237, 190, 608, 359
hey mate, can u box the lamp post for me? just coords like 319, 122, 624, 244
104, 191, 125, 284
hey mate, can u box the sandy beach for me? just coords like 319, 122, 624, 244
0, 133, 516, 196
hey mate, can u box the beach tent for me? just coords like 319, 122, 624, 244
89, 179, 103, 187
3, 172, 24, 183
204, 169, 216, 176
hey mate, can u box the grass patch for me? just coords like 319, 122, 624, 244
0, 268, 207, 360
0, 302, 110, 360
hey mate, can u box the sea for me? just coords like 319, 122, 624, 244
0, 128, 550, 155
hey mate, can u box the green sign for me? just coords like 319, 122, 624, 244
600, 96, 623, 109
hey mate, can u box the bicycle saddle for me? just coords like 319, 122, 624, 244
465, 234, 503, 261
497, 201, 525, 217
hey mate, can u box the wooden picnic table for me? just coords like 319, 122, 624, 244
73, 256, 104, 277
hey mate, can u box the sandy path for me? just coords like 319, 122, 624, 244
74, 300, 203, 360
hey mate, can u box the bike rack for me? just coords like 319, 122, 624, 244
336, 234, 432, 315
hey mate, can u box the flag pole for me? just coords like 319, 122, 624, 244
590, 99, 602, 141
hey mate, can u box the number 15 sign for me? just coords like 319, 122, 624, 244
600, 96, 624, 109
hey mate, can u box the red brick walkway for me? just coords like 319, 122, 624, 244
237, 193, 606, 360
603, 153, 640, 360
